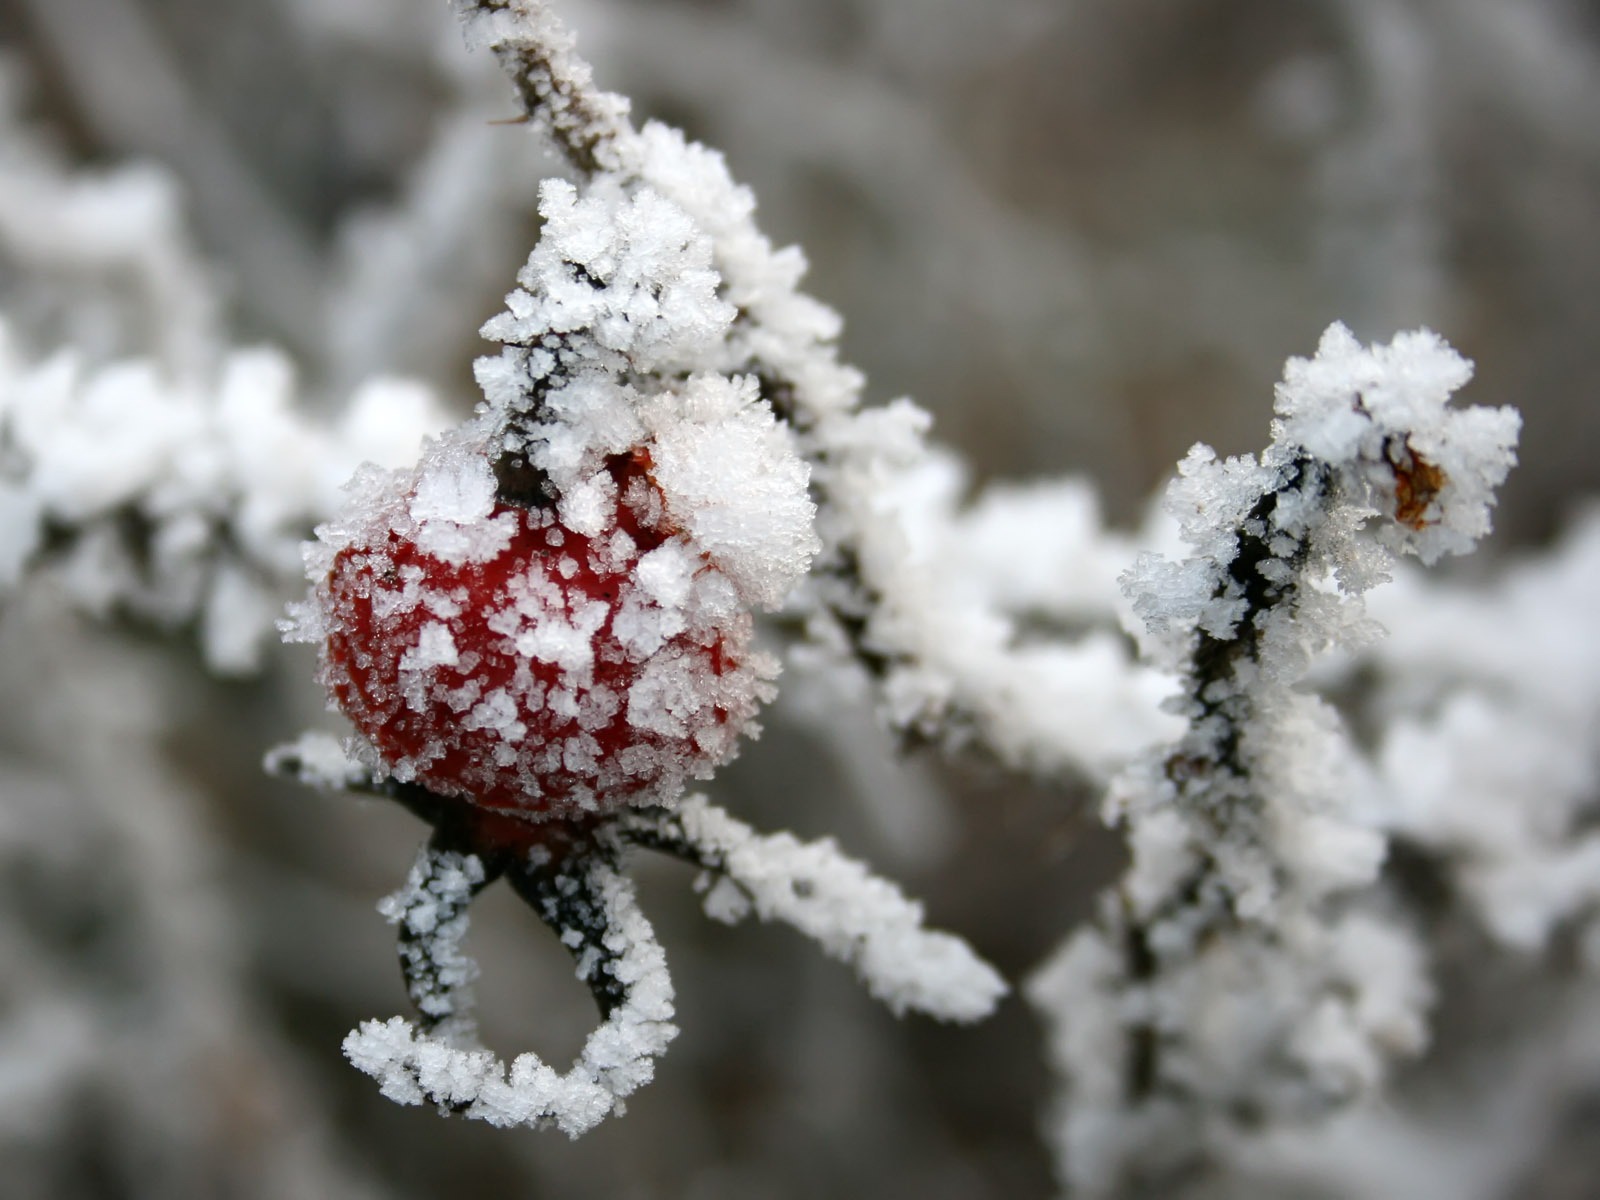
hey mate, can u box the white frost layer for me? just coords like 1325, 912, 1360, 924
261, 731, 371, 792
1359, 509, 1600, 952
344, 858, 676, 1137
1028, 906, 1431, 1196
0, 96, 220, 373
379, 848, 486, 1037
665, 795, 1006, 1022
641, 375, 819, 610
818, 439, 1179, 777
471, 167, 821, 613
0, 317, 445, 672
1028, 323, 1519, 1195
1276, 322, 1520, 565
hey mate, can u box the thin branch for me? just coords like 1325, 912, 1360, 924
384, 842, 502, 1046
616, 796, 1006, 1023
451, 0, 636, 178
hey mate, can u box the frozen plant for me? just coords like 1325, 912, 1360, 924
0, 317, 445, 672
6, 1, 1597, 1195
270, 0, 1004, 1135
1360, 509, 1600, 956
1028, 324, 1519, 1195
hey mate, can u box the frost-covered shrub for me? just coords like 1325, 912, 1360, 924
2, 1, 1598, 1198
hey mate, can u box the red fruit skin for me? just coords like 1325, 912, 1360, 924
319, 489, 764, 822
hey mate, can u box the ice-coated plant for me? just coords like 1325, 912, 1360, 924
6, 1, 1600, 1196
1028, 324, 1518, 1195
266, 0, 1007, 1134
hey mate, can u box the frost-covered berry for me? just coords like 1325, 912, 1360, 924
304, 443, 778, 821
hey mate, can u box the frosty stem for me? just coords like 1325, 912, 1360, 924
505, 840, 634, 1020
1176, 452, 1328, 794
266, 727, 1003, 1129
1029, 325, 1520, 1195
453, 0, 634, 178
613, 797, 1006, 1023
285, 758, 1007, 1029
344, 840, 676, 1136
391, 842, 500, 1045
263, 747, 642, 1032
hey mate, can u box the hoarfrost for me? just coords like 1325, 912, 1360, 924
0, 316, 446, 672
622, 796, 1007, 1023
642, 374, 820, 611
1028, 324, 1519, 1194
345, 849, 676, 1136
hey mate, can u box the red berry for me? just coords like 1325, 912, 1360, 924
314, 451, 773, 821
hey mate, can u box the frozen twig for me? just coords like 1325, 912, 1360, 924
452, 0, 636, 177
1028, 323, 1519, 1194
268, 735, 1006, 1109
267, 736, 1008, 1029
617, 796, 1006, 1023
382, 844, 500, 1046
0, 320, 444, 671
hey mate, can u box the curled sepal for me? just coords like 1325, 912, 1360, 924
385, 843, 502, 1046
617, 795, 1007, 1023
266, 738, 1002, 1120
342, 843, 676, 1137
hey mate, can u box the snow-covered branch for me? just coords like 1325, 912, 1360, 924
270, 734, 1004, 1125
0, 320, 443, 671
454, 0, 635, 178
1028, 323, 1519, 1195
383, 845, 498, 1044
615, 795, 1006, 1023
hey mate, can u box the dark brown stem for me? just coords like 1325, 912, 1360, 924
455, 0, 633, 179
506, 841, 631, 1019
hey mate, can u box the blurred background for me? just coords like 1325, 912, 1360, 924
0, 1, 1597, 1196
